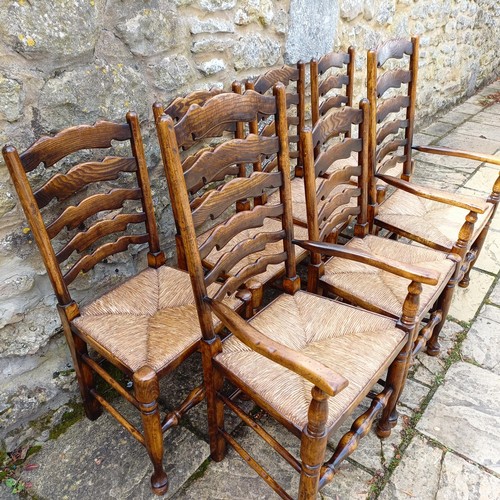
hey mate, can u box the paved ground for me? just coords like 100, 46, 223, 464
1, 81, 499, 499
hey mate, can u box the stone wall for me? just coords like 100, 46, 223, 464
0, 0, 498, 450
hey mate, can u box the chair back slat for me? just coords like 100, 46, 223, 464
191, 171, 282, 228
213, 251, 288, 301
319, 95, 349, 117
253, 65, 300, 94
64, 233, 149, 285
312, 107, 363, 148
20, 122, 131, 172
319, 74, 350, 95
159, 88, 225, 121
376, 69, 412, 97
184, 135, 279, 193
34, 157, 137, 209
319, 206, 361, 241
2, 114, 162, 306
376, 138, 407, 163
198, 203, 284, 260
318, 51, 351, 73
174, 91, 276, 148
205, 229, 286, 287
376, 119, 409, 145
316, 165, 361, 200
376, 38, 414, 67
45, 187, 142, 239
314, 138, 362, 177
376, 96, 410, 123
317, 187, 361, 225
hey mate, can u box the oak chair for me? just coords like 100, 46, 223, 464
298, 101, 460, 367
157, 84, 440, 499
2, 114, 246, 495
368, 37, 499, 321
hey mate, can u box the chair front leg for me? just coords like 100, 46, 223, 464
134, 366, 168, 496
459, 218, 491, 288
298, 386, 329, 499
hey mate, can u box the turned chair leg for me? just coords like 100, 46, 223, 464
72, 333, 102, 421
298, 387, 329, 499
376, 341, 412, 438
426, 274, 458, 357
134, 366, 168, 496
459, 222, 490, 288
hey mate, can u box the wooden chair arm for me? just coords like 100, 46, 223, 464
376, 174, 489, 214
293, 239, 440, 285
206, 297, 349, 397
413, 145, 500, 166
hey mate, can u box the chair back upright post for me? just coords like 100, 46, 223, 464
367, 36, 419, 206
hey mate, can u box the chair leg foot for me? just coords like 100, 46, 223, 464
151, 474, 169, 496
426, 342, 441, 357
458, 277, 470, 288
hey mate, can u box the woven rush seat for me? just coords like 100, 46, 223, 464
216, 291, 406, 431
320, 235, 456, 318
198, 218, 309, 285
73, 266, 241, 373
375, 189, 495, 250
267, 177, 357, 227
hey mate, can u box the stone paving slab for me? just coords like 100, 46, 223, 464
489, 280, 500, 305
463, 166, 500, 193
435, 450, 500, 500
380, 434, 500, 500
420, 120, 455, 137
449, 269, 495, 323
438, 110, 472, 125
461, 305, 500, 375
413, 149, 482, 172
483, 103, 500, 115
19, 399, 210, 499
470, 110, 500, 127
411, 160, 470, 190
416, 362, 500, 474
454, 120, 500, 143
379, 435, 443, 500
474, 230, 500, 275
437, 131, 500, 155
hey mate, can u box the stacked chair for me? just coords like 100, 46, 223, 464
156, 85, 437, 498
2, 35, 498, 499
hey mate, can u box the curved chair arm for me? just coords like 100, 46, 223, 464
294, 239, 440, 286
413, 145, 500, 166
206, 297, 349, 397
376, 174, 490, 214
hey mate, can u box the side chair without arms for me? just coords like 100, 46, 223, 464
296, 103, 460, 419
155, 87, 310, 313
2, 113, 248, 495
367, 37, 499, 351
157, 83, 442, 499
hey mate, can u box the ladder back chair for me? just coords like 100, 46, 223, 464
297, 101, 460, 372
2, 113, 244, 495
369, 37, 499, 309
157, 83, 438, 499
155, 88, 309, 312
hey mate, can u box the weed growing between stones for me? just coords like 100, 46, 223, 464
0, 444, 41, 497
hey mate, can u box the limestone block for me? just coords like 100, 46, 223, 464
191, 37, 233, 53
0, 76, 23, 122
196, 58, 226, 76
0, 0, 99, 65
190, 18, 234, 34
0, 181, 16, 218
340, 0, 364, 21
39, 62, 149, 129
235, 0, 274, 26
233, 34, 280, 70
153, 55, 196, 92
116, 8, 181, 57
198, 0, 237, 11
